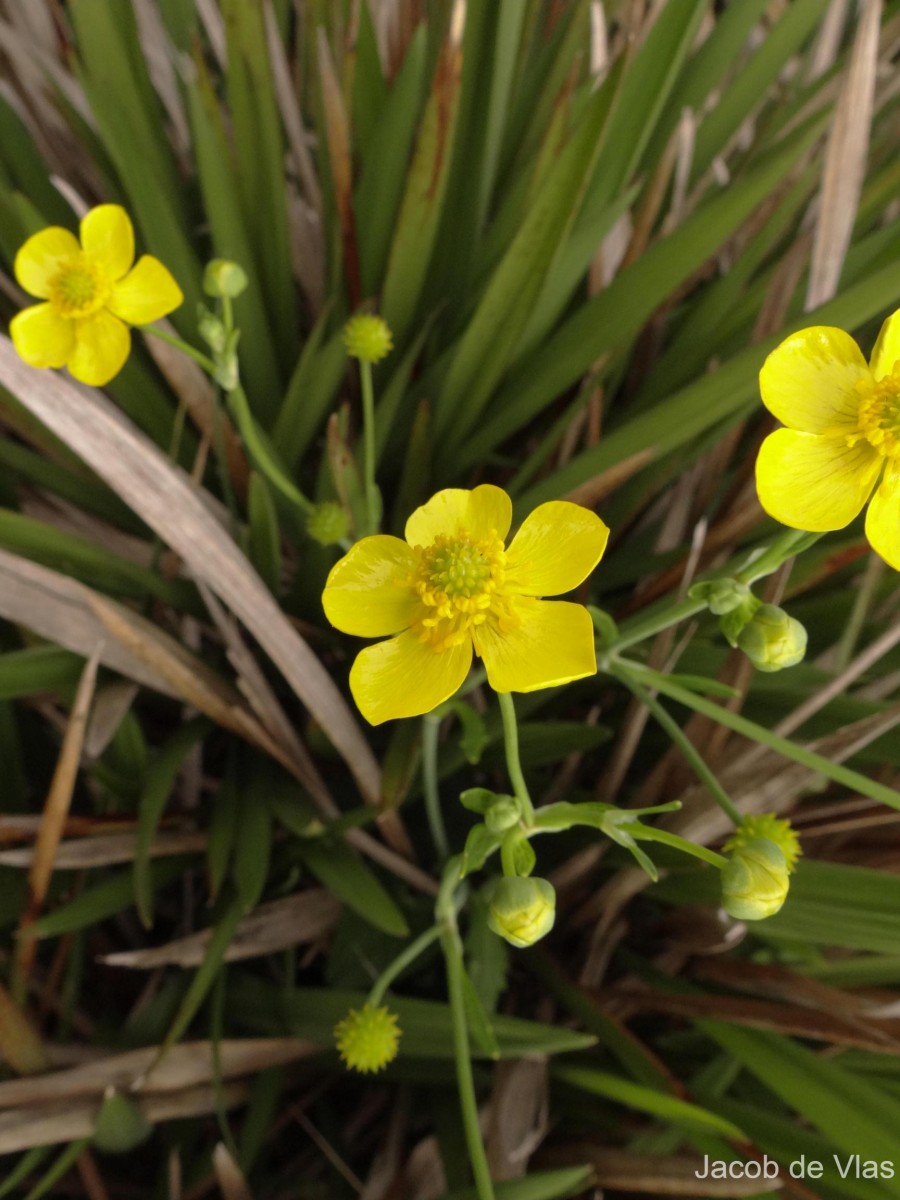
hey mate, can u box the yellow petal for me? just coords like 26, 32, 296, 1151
759, 327, 869, 433
405, 484, 512, 548
868, 309, 900, 380
10, 303, 75, 368
505, 501, 609, 596
474, 599, 596, 693
349, 631, 472, 724
864, 465, 900, 571
322, 535, 420, 636
755, 429, 880, 531
109, 256, 183, 325
14, 227, 80, 298
67, 310, 130, 387
80, 205, 134, 281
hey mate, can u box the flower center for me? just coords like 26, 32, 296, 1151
47, 257, 108, 319
853, 373, 900, 458
409, 529, 517, 652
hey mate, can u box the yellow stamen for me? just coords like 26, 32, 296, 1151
408, 528, 518, 651
852, 372, 900, 458
47, 257, 108, 320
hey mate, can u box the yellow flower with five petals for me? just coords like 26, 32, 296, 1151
322, 485, 609, 724
756, 311, 900, 570
10, 204, 182, 387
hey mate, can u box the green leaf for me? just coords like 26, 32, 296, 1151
31, 859, 190, 938
555, 1064, 746, 1140
246, 473, 282, 595
232, 794, 272, 914
452, 702, 490, 765
163, 896, 245, 1050
297, 837, 409, 938
134, 718, 209, 928
438, 1167, 595, 1200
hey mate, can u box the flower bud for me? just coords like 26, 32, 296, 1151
334, 1004, 401, 1074
203, 258, 249, 299
197, 306, 227, 354
485, 795, 521, 834
487, 876, 556, 948
343, 314, 393, 363
690, 578, 754, 616
307, 500, 350, 546
720, 837, 790, 921
92, 1087, 153, 1154
737, 603, 807, 672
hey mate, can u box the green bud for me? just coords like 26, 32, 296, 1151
203, 258, 249, 299
197, 306, 227, 354
690, 578, 753, 616
93, 1088, 153, 1154
737, 603, 807, 672
485, 796, 521, 834
306, 501, 350, 546
487, 876, 555, 948
721, 837, 790, 921
343, 314, 393, 363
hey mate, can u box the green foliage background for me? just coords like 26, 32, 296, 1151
0, 0, 900, 1196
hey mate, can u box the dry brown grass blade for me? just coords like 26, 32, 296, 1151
14, 649, 100, 996
0, 339, 381, 804
0, 1081, 249, 1154
0, 830, 207, 870
805, 0, 881, 309
100, 890, 340, 968
84, 590, 294, 766
0, 547, 183, 695
0, 983, 49, 1075
543, 1146, 774, 1197
607, 988, 900, 1054
0, 1038, 317, 1113
485, 1059, 548, 1181
212, 1144, 254, 1200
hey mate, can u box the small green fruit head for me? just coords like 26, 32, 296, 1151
737, 603, 807, 672
487, 876, 556, 948
343, 313, 393, 363
720, 838, 790, 921
307, 500, 350, 547
203, 258, 249, 299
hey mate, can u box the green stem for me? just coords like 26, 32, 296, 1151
359, 359, 381, 534
367, 923, 443, 1008
613, 664, 742, 826
213, 389, 239, 528
617, 823, 728, 869
834, 553, 884, 671
621, 659, 900, 813
422, 714, 449, 861
436, 861, 494, 1200
608, 595, 707, 655
497, 691, 534, 822
141, 324, 217, 374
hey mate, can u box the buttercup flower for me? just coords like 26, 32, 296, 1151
334, 1004, 401, 1074
10, 204, 182, 387
322, 485, 609, 724
756, 312, 900, 569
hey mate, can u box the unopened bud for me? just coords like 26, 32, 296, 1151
307, 501, 350, 546
690, 578, 753, 616
485, 796, 521, 834
343, 314, 393, 363
721, 838, 790, 921
487, 876, 555, 948
203, 258, 249, 299
737, 603, 807, 672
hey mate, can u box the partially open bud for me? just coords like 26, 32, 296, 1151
720, 837, 790, 921
737, 603, 807, 672
487, 876, 556, 948
343, 313, 393, 363
307, 500, 350, 546
203, 258, 249, 299
334, 1004, 401, 1074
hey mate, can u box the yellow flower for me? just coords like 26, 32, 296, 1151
322, 485, 609, 724
334, 1004, 401, 1074
756, 312, 900, 570
10, 204, 183, 387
